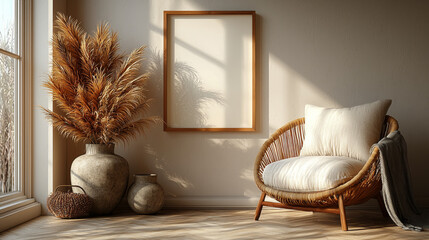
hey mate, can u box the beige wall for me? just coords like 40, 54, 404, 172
34, 0, 429, 211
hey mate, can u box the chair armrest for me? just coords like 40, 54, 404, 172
254, 118, 305, 186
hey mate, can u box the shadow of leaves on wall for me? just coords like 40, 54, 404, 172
143, 47, 224, 128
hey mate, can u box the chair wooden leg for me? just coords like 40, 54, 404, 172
377, 192, 389, 218
254, 192, 266, 220
338, 195, 348, 231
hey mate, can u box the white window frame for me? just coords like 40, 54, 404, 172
0, 0, 41, 232
0, 0, 24, 200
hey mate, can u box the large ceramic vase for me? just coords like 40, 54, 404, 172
71, 144, 129, 215
127, 174, 164, 214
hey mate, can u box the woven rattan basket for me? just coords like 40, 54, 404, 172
47, 185, 93, 219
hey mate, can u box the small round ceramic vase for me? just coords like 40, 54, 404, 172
127, 174, 164, 214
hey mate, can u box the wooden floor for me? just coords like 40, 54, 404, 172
1, 208, 428, 239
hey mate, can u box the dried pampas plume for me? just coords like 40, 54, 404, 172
43, 13, 157, 144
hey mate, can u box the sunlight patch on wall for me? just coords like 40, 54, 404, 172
240, 168, 253, 181
209, 139, 251, 151
141, 144, 194, 190
269, 54, 340, 129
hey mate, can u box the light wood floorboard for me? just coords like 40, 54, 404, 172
1, 208, 428, 239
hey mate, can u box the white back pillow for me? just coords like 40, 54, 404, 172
300, 100, 392, 162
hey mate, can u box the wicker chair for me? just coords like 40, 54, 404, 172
254, 116, 398, 231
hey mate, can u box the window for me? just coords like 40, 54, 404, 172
0, 0, 21, 196
0, 0, 39, 232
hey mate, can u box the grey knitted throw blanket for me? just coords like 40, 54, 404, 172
372, 130, 423, 231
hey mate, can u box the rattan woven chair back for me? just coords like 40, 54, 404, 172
254, 116, 398, 231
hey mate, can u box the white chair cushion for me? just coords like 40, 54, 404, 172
262, 156, 365, 192
300, 100, 391, 162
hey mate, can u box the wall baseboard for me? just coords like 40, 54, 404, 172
165, 196, 260, 209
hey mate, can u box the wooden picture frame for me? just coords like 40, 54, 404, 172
164, 11, 256, 132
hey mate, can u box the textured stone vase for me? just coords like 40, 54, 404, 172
71, 144, 129, 215
127, 174, 164, 214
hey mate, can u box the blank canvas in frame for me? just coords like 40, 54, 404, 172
164, 11, 256, 131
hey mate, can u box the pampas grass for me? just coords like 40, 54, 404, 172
43, 14, 156, 144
